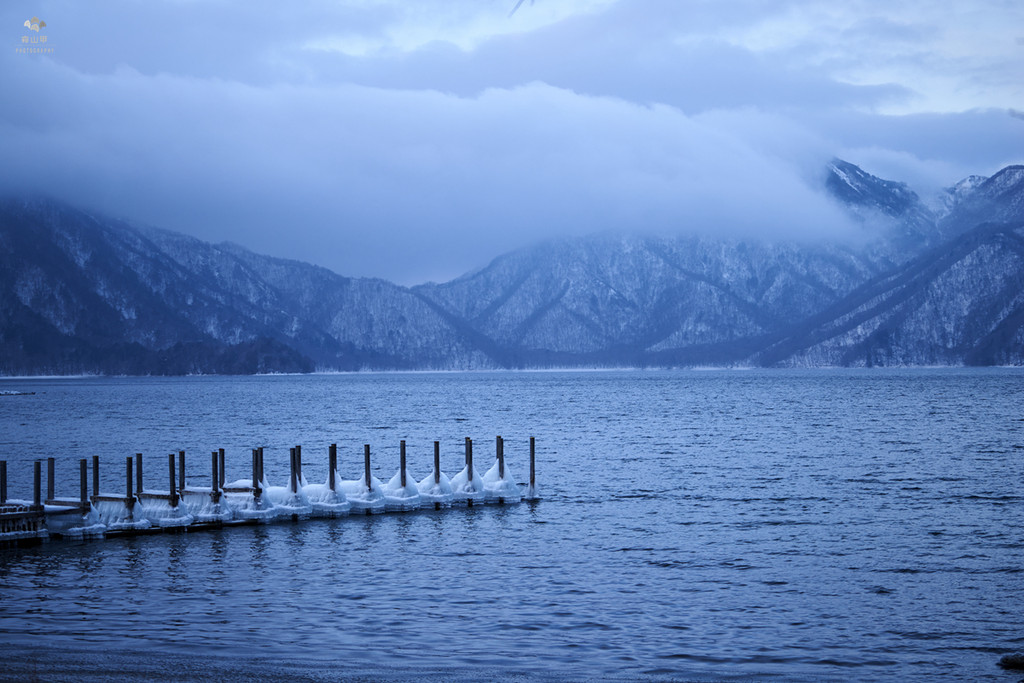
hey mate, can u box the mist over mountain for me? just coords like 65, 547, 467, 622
1, 160, 1021, 375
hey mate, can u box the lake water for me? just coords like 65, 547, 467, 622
0, 369, 1022, 681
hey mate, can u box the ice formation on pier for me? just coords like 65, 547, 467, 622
417, 471, 454, 508
180, 488, 233, 523
302, 471, 351, 517
262, 483, 313, 519
449, 465, 485, 505
482, 461, 522, 504
223, 478, 280, 522
382, 470, 422, 511
137, 493, 194, 528
41, 504, 105, 539
93, 498, 152, 531
339, 475, 386, 514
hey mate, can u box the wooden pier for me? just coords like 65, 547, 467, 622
0, 437, 539, 548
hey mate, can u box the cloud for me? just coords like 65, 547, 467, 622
301, 1, 912, 114
0, 50, 857, 283
0, 0, 1022, 285
711, 0, 1024, 113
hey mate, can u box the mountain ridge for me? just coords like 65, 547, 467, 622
1, 159, 1022, 374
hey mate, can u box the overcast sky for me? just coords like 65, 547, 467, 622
2, 0, 1022, 284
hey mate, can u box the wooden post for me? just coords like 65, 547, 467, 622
466, 438, 473, 506
363, 444, 371, 491
434, 441, 440, 485
211, 451, 219, 494
47, 457, 55, 501
1, 460, 7, 504
251, 449, 261, 498
400, 440, 407, 488
218, 448, 225, 488
135, 453, 143, 495
92, 455, 99, 497
497, 435, 504, 479
257, 447, 264, 485
33, 461, 41, 508
126, 456, 134, 501
329, 444, 337, 492
530, 436, 536, 488
296, 445, 302, 484
289, 447, 297, 494
168, 453, 178, 507
79, 459, 87, 504
178, 450, 186, 495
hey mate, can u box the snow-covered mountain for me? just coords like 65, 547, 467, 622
937, 165, 1024, 240
1, 159, 1021, 374
934, 174, 988, 216
755, 224, 1024, 367
824, 158, 940, 254
414, 234, 887, 365
0, 199, 488, 374
826, 158, 926, 220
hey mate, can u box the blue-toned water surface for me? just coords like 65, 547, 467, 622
0, 369, 1022, 681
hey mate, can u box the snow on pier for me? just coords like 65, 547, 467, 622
0, 437, 539, 548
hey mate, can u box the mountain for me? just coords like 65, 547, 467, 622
412, 157, 1022, 367
754, 223, 1024, 367
748, 161, 1024, 366
1, 159, 1021, 374
134, 227, 493, 369
413, 234, 888, 366
0, 199, 489, 374
825, 158, 938, 249
936, 165, 1024, 239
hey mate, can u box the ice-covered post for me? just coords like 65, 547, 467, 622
168, 453, 178, 507
218, 448, 226, 488
33, 461, 41, 508
125, 456, 134, 501
400, 440, 407, 488
296, 445, 303, 484
79, 459, 88, 505
47, 457, 55, 502
434, 441, 440, 485
497, 435, 504, 479
530, 436, 536, 489
0, 460, 6, 504
465, 437, 473, 481
329, 444, 337, 492
257, 447, 264, 485
289, 447, 297, 494
92, 455, 99, 498
178, 451, 186, 495
363, 444, 372, 491
135, 453, 143, 495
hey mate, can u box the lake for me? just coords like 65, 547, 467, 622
1, 369, 1022, 681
